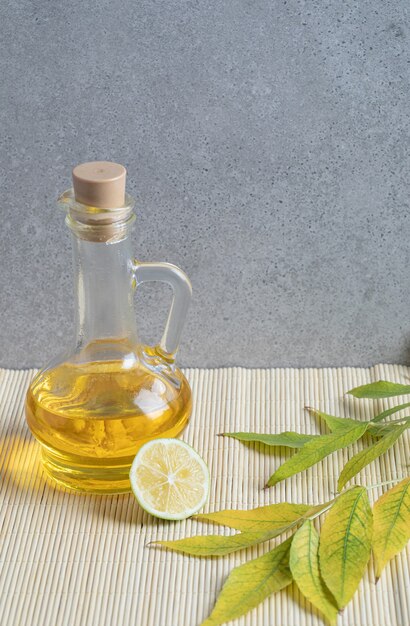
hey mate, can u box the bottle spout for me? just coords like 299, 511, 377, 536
57, 161, 135, 243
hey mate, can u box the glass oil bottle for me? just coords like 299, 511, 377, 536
25, 162, 192, 493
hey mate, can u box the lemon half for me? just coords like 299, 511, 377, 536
130, 438, 210, 520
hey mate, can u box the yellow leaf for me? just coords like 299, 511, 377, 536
196, 502, 315, 531
319, 486, 373, 609
201, 537, 293, 626
152, 528, 284, 556
372, 477, 410, 579
290, 520, 338, 625
154, 501, 333, 556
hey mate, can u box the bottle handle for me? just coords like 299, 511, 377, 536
132, 260, 192, 362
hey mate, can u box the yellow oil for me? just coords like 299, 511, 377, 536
25, 359, 191, 494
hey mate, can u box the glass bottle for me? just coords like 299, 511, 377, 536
25, 162, 192, 494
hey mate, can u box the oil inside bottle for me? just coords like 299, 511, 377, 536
26, 353, 191, 493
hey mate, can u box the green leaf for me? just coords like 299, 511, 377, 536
371, 402, 410, 423
266, 422, 368, 487
306, 407, 390, 437
319, 487, 373, 609
223, 431, 316, 448
201, 537, 293, 626
348, 380, 410, 399
290, 521, 338, 625
372, 477, 410, 579
196, 502, 325, 532
306, 407, 363, 432
338, 423, 409, 490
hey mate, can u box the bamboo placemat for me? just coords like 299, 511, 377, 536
0, 365, 409, 626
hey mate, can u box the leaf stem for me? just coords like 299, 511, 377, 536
365, 477, 406, 490
307, 501, 335, 521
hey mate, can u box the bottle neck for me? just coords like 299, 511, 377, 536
72, 233, 138, 348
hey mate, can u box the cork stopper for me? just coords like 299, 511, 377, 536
72, 161, 126, 208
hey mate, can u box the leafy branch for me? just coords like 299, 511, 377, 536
150, 379, 410, 625
152, 480, 410, 625
222, 380, 410, 490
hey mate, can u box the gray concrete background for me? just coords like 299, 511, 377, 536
1, 1, 409, 368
